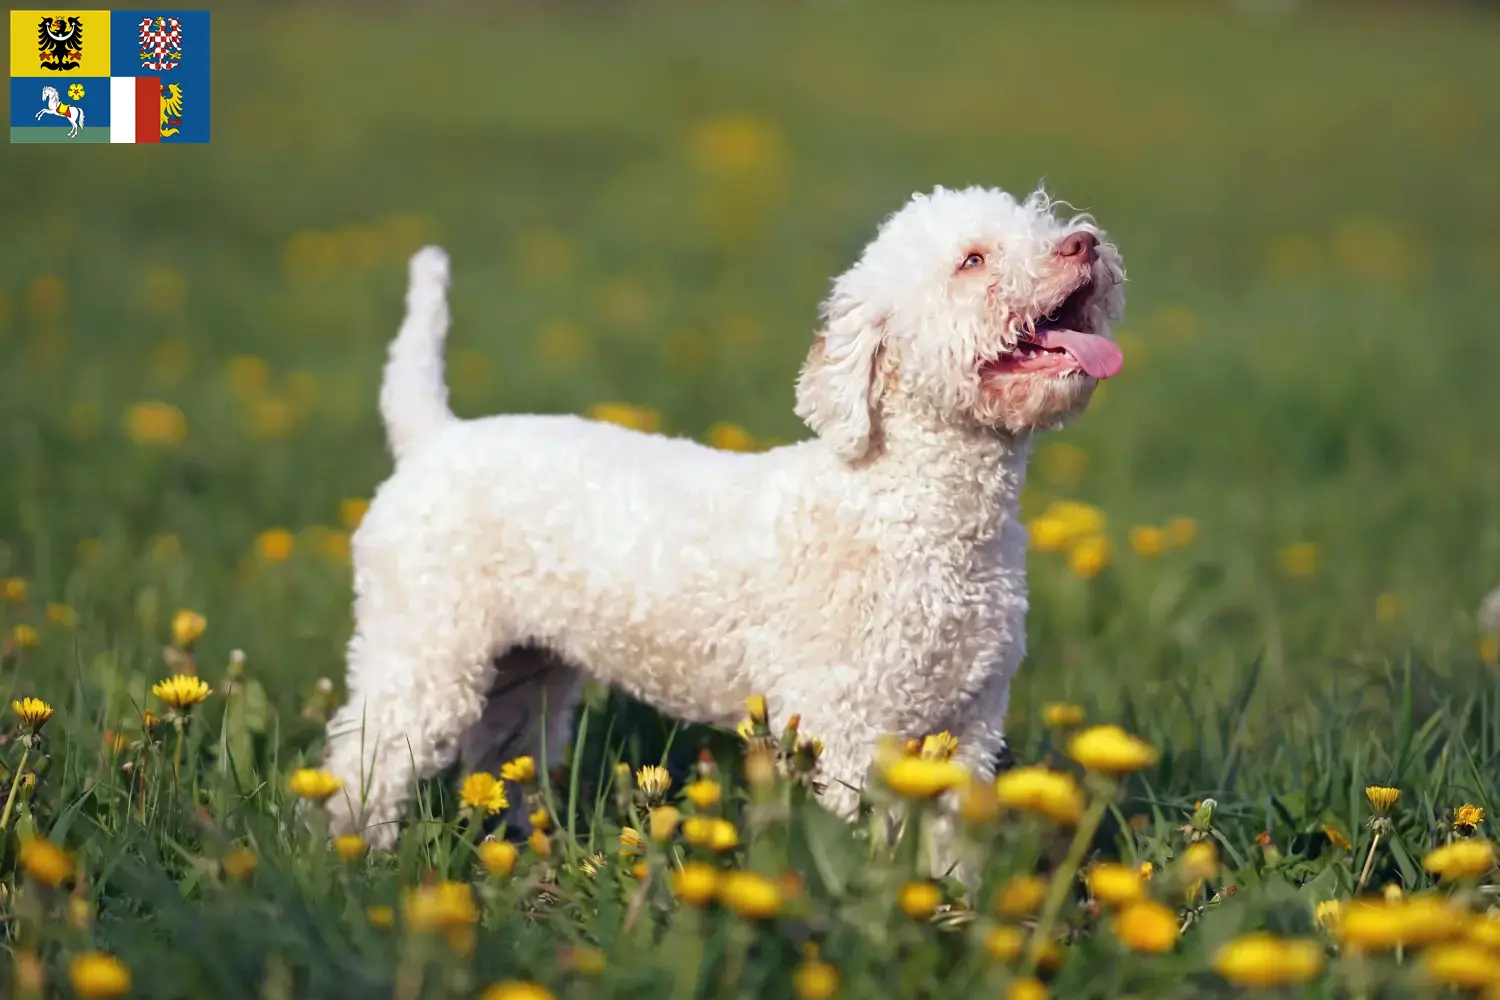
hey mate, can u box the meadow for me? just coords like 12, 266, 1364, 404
2, 1, 1500, 996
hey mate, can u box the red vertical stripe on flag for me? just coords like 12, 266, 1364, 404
136, 77, 161, 144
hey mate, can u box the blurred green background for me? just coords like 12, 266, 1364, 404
2, 0, 1500, 757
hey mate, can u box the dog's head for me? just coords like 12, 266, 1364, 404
796, 185, 1126, 461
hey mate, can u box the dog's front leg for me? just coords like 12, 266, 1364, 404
931, 677, 1015, 895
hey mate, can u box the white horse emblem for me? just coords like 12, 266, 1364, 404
36, 85, 85, 137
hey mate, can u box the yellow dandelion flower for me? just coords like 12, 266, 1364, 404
1466, 913, 1500, 950
983, 925, 1025, 962
1422, 943, 1500, 991
745, 695, 768, 723
1336, 897, 1465, 951
19, 836, 73, 886
717, 870, 782, 919
1375, 593, 1401, 624
1424, 840, 1496, 880
1365, 786, 1400, 814
339, 498, 369, 531
256, 528, 295, 562
528, 829, 552, 858
68, 952, 132, 1000
402, 880, 478, 933
152, 674, 212, 709
366, 905, 395, 929
1138, 861, 1155, 881
480, 981, 556, 1000
499, 755, 537, 783
1008, 978, 1049, 1000
1315, 899, 1345, 930
1180, 842, 1219, 880
333, 834, 368, 863
1027, 517, 1072, 552
459, 772, 509, 815
67, 896, 94, 930
528, 808, 552, 832
993, 766, 1087, 825
222, 847, 258, 881
1164, 517, 1198, 547
636, 764, 672, 801
683, 779, 722, 810
478, 838, 519, 876
707, 422, 754, 452
671, 862, 719, 907
920, 731, 960, 761
124, 401, 187, 446
688, 113, 786, 178
10, 624, 39, 649
1324, 824, 1352, 850
560, 945, 606, 976
619, 827, 646, 853
682, 816, 740, 852
1278, 542, 1317, 578
579, 853, 607, 878
1086, 863, 1145, 906
170, 609, 206, 648
745, 746, 776, 787
1067, 535, 1111, 579
899, 881, 943, 920
286, 768, 343, 802
792, 950, 840, 1000
12, 697, 54, 732
1455, 804, 1486, 830
881, 756, 969, 799
12, 951, 43, 993
995, 875, 1048, 918
735, 717, 756, 740
1068, 725, 1158, 774
958, 777, 1001, 824
629, 861, 648, 879
650, 806, 681, 842
1113, 900, 1179, 954
45, 603, 77, 628
1129, 526, 1166, 558
2, 577, 27, 602
1212, 933, 1324, 987
588, 402, 661, 434
1042, 703, 1085, 727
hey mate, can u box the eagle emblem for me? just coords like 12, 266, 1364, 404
138, 15, 183, 72
160, 82, 183, 138
37, 16, 84, 71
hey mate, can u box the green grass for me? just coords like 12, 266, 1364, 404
2, 1, 1500, 996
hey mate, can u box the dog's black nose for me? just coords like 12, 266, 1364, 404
1057, 231, 1098, 263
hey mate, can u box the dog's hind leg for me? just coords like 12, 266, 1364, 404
458, 643, 582, 833
322, 570, 506, 850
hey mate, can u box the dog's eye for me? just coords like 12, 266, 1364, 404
959, 252, 985, 270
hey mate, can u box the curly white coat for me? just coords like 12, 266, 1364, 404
323, 185, 1127, 857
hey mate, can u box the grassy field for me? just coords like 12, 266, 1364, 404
3, 1, 1500, 996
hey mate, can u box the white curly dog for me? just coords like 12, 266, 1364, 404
323, 184, 1126, 852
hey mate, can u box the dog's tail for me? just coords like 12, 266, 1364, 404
381, 246, 455, 461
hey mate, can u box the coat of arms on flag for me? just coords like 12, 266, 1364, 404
36, 15, 84, 71
9, 9, 210, 144
137, 15, 180, 71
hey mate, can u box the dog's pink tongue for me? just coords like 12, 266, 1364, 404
1032, 329, 1124, 379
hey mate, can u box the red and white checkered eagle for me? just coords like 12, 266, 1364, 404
138, 15, 183, 72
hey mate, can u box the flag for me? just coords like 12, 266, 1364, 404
9, 9, 209, 144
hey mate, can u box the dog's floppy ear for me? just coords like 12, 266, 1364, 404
794, 290, 885, 462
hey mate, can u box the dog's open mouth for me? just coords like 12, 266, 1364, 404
982, 283, 1124, 380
